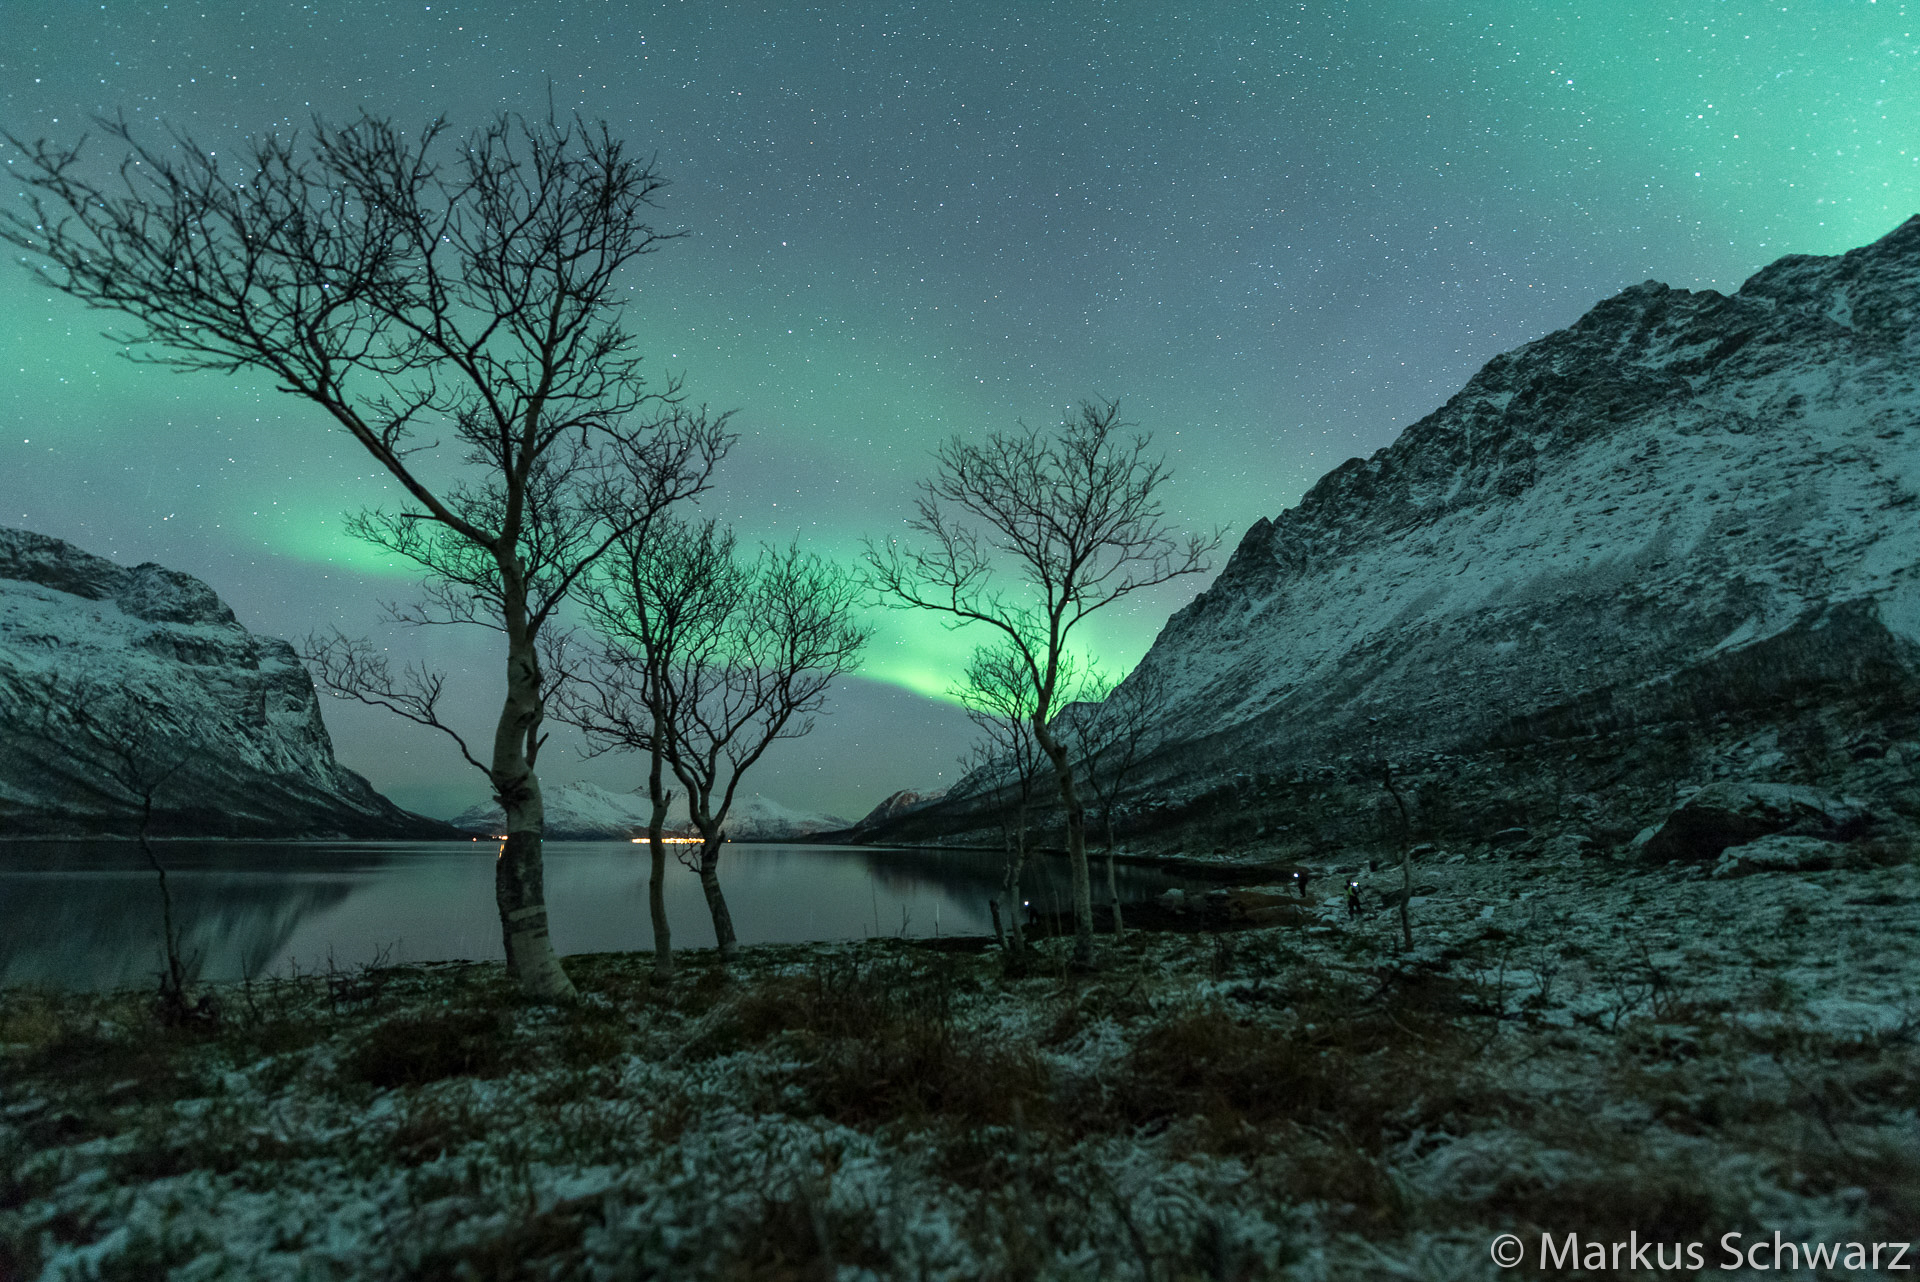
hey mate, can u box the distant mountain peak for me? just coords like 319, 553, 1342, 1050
852, 787, 947, 832
0, 527, 443, 837
451, 780, 848, 841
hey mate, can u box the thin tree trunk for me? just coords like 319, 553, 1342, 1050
136, 790, 188, 1008
696, 834, 738, 959
1103, 807, 1124, 939
492, 622, 576, 1002
645, 736, 674, 984
1005, 812, 1028, 952
1034, 723, 1094, 967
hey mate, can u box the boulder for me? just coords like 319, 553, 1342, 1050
1226, 886, 1304, 915
1241, 904, 1314, 927
1710, 835, 1859, 878
1543, 833, 1596, 861
1633, 782, 1869, 862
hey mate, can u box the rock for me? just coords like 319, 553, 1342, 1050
1636, 782, 1869, 862
1543, 834, 1595, 861
1711, 835, 1859, 877
0, 526, 445, 838
1242, 904, 1314, 927
1376, 884, 1441, 910
1226, 886, 1303, 915
1487, 827, 1531, 848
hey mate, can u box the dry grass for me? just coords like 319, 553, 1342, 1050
342, 1007, 519, 1089
693, 954, 1053, 1130
712, 1188, 895, 1281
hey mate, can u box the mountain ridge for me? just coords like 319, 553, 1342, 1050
868, 216, 1920, 850
450, 780, 849, 842
0, 527, 448, 838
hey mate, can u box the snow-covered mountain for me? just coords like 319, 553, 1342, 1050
867, 216, 1920, 849
852, 788, 947, 832
1107, 216, 1920, 837
0, 527, 445, 838
717, 794, 852, 841
451, 781, 661, 840
451, 780, 847, 842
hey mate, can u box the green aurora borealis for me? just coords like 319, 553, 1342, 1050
4, 1, 1916, 817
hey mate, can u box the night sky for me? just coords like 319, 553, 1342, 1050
5, 2, 1916, 821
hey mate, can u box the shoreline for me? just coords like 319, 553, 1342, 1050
6, 845, 1913, 1278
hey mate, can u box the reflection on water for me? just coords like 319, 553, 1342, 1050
0, 840, 1207, 992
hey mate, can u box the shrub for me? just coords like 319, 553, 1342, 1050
344, 1008, 514, 1089
1110, 1007, 1345, 1143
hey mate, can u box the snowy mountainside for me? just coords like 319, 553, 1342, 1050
0, 527, 444, 838
851, 787, 947, 832
451, 780, 847, 841
450, 781, 662, 840
1110, 215, 1920, 835
871, 217, 1920, 850
718, 793, 852, 841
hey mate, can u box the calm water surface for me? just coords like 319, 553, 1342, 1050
0, 840, 1208, 991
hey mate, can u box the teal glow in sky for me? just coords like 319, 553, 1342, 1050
4, 1, 1915, 817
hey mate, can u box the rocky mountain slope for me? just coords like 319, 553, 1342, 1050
0, 528, 446, 838
451, 781, 848, 842
879, 216, 1920, 852
850, 788, 947, 834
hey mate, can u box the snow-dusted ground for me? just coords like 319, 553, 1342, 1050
2, 843, 1914, 1280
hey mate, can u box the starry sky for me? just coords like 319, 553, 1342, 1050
4, 1, 1916, 821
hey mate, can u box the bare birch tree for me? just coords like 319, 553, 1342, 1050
866, 400, 1219, 967
954, 639, 1062, 958
555, 518, 744, 982
1066, 661, 1166, 939
4, 111, 726, 1000
567, 517, 869, 962
22, 676, 202, 1020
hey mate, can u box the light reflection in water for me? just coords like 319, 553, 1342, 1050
0, 841, 1209, 992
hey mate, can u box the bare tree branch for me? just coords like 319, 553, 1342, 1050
865, 398, 1220, 965
301, 629, 491, 777
565, 516, 870, 959
4, 109, 731, 999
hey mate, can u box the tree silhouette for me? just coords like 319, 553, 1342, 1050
5, 111, 728, 999
23, 675, 205, 1020
867, 400, 1218, 966
954, 638, 1066, 958
563, 518, 869, 963
1066, 661, 1166, 938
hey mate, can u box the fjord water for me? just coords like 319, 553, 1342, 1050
0, 841, 1207, 991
